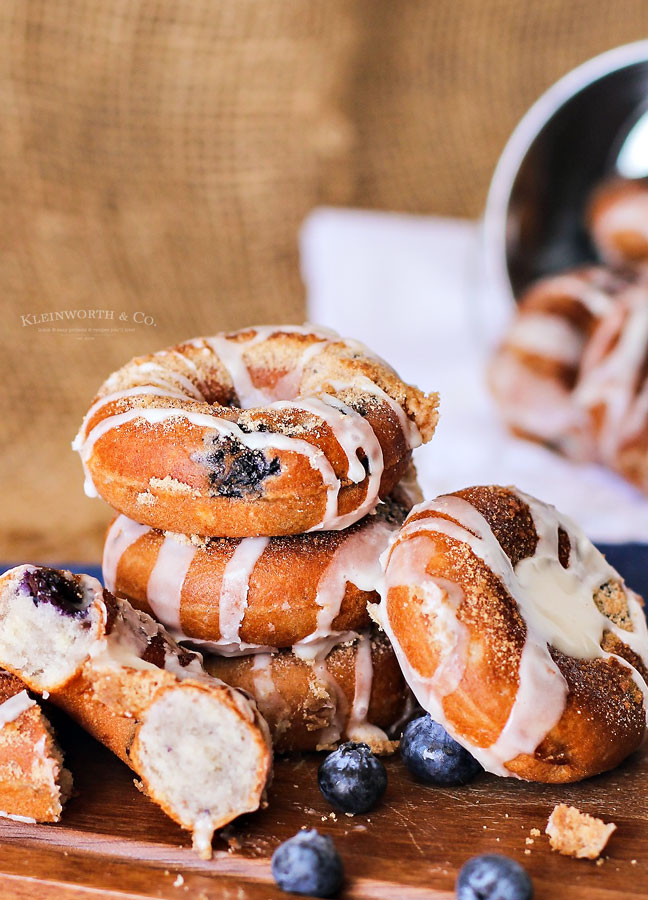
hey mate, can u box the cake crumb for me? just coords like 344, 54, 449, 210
173, 874, 184, 887
546, 804, 616, 860
530, 828, 540, 837
525, 838, 534, 845
524, 849, 531, 856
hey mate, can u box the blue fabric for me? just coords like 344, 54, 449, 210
1, 546, 646, 597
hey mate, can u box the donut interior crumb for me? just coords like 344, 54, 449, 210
546, 803, 616, 859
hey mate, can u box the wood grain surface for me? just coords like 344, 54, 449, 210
0, 714, 646, 900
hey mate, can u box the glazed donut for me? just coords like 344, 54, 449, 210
489, 266, 631, 458
378, 485, 648, 783
203, 629, 408, 754
575, 284, 648, 495
0, 671, 71, 823
588, 177, 648, 266
0, 566, 272, 857
104, 498, 406, 653
73, 325, 438, 536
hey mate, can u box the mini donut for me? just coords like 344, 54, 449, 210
575, 284, 648, 494
104, 498, 406, 652
588, 177, 648, 266
74, 325, 438, 536
378, 485, 648, 783
203, 629, 408, 754
489, 266, 631, 458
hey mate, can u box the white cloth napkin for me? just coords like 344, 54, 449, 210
301, 207, 648, 543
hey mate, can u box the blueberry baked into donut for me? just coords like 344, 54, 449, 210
73, 326, 438, 537
378, 485, 648, 782
0, 566, 272, 857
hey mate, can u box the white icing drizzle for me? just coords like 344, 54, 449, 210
251, 653, 277, 703
380, 489, 648, 778
0, 812, 37, 824
218, 537, 269, 644
146, 534, 197, 630
575, 291, 648, 462
105, 505, 394, 656
346, 632, 389, 745
299, 515, 395, 650
102, 515, 150, 592
330, 375, 422, 450
272, 394, 385, 529
134, 361, 204, 400
310, 656, 348, 747
73, 326, 420, 530
203, 324, 335, 407
507, 314, 584, 364
0, 690, 36, 728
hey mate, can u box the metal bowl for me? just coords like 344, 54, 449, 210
484, 40, 648, 305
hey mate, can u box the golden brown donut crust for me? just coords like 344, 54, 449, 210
107, 499, 406, 649
203, 629, 407, 754
382, 485, 648, 783
75, 327, 438, 536
0, 671, 71, 823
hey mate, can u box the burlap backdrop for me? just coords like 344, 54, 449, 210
2, 0, 647, 562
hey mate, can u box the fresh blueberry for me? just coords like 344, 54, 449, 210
21, 568, 87, 618
271, 829, 343, 897
400, 715, 481, 785
456, 854, 533, 900
318, 741, 387, 814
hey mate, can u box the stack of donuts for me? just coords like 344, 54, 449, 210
1, 321, 648, 851
74, 325, 440, 753
490, 176, 648, 496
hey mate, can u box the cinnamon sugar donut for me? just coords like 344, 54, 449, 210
575, 285, 648, 495
203, 629, 408, 754
379, 486, 648, 783
588, 177, 648, 266
74, 326, 438, 536
489, 266, 631, 458
104, 499, 406, 653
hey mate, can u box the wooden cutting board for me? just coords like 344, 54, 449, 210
0, 716, 646, 900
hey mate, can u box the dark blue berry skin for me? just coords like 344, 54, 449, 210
271, 830, 343, 898
318, 741, 387, 814
400, 716, 481, 785
21, 568, 87, 618
456, 854, 533, 900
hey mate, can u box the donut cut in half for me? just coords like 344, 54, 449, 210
0, 566, 272, 857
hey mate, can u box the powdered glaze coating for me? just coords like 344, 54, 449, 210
379, 485, 648, 781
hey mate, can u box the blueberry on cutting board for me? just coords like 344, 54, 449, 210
456, 854, 533, 900
318, 741, 387, 814
401, 715, 482, 785
271, 829, 344, 897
